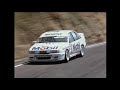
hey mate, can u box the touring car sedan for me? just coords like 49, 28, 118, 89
28, 30, 86, 63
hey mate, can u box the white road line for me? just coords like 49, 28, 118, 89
15, 57, 28, 62
15, 64, 23, 68
86, 42, 106, 48
15, 42, 106, 68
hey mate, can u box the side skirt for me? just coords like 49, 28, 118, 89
70, 52, 79, 58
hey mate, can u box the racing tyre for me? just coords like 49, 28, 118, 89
79, 45, 85, 57
64, 50, 70, 63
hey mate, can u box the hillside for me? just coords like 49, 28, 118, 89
15, 12, 106, 60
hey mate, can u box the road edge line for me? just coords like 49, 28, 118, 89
86, 42, 106, 48
15, 41, 106, 67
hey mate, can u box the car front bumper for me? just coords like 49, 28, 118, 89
28, 52, 65, 62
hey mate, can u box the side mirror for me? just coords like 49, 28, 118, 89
32, 41, 37, 45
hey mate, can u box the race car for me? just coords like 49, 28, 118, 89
28, 30, 86, 63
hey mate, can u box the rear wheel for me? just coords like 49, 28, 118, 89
79, 45, 85, 57
64, 50, 70, 63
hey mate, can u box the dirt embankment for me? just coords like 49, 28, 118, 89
15, 12, 106, 60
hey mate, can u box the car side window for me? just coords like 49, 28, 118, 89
78, 34, 81, 39
71, 32, 78, 40
74, 32, 80, 40
68, 32, 75, 43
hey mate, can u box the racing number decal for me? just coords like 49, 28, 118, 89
69, 43, 80, 53
73, 43, 80, 51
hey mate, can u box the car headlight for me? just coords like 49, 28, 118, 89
29, 51, 35, 54
29, 51, 39, 54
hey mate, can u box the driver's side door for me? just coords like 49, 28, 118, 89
68, 32, 75, 55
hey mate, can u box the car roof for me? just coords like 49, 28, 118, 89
40, 30, 75, 37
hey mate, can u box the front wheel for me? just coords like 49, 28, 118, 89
64, 50, 70, 63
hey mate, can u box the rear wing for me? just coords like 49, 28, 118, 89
78, 33, 86, 46
78, 33, 84, 38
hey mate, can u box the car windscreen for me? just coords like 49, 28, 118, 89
37, 36, 68, 43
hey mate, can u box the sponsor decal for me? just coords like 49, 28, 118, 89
45, 33, 62, 36
32, 46, 58, 50
40, 48, 45, 51
32, 47, 40, 50
41, 46, 48, 50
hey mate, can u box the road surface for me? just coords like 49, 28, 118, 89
15, 42, 106, 78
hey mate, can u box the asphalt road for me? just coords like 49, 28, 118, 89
15, 43, 106, 78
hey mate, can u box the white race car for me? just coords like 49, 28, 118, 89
28, 30, 86, 63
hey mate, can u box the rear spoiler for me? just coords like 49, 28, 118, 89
78, 33, 84, 38
78, 33, 86, 46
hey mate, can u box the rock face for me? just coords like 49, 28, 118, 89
15, 12, 106, 59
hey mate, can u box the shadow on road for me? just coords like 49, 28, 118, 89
23, 61, 64, 65
23, 56, 80, 65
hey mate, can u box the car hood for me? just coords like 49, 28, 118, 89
29, 42, 68, 51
